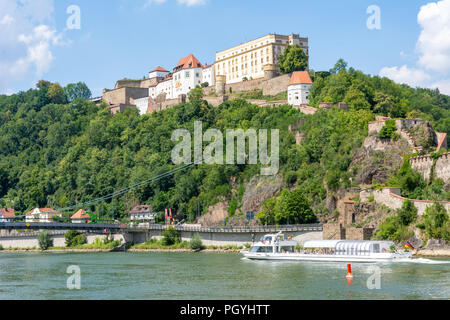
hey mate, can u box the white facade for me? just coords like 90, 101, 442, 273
149, 69, 170, 80
215, 33, 309, 84
201, 65, 215, 87
288, 83, 311, 106
134, 97, 149, 115
25, 208, 61, 223
173, 67, 203, 97
130, 212, 156, 222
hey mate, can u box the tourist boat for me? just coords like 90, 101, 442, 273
241, 233, 412, 262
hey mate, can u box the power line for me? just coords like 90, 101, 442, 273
57, 162, 198, 212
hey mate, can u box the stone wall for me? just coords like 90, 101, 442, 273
368, 187, 450, 215
323, 224, 345, 240
0, 232, 125, 249
345, 227, 374, 240
262, 73, 292, 96
368, 118, 425, 136
225, 78, 265, 94
410, 152, 450, 182
203, 96, 229, 107
103, 87, 148, 106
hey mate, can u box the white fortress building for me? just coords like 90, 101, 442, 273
107, 33, 310, 115
215, 33, 308, 84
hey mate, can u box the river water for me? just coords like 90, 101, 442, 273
0, 252, 449, 300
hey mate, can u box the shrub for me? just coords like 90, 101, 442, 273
189, 233, 205, 251
0, 244, 3, 250
162, 227, 180, 246
65, 230, 87, 247
378, 119, 397, 139
421, 202, 450, 240
397, 200, 418, 226
38, 231, 53, 250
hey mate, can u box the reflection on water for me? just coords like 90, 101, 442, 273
0, 252, 449, 300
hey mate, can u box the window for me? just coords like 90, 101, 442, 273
185, 71, 190, 78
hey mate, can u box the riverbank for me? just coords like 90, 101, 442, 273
0, 248, 241, 253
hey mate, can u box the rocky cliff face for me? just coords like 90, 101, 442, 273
240, 174, 284, 215
350, 135, 410, 186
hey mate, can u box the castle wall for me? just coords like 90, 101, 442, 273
225, 77, 265, 94
410, 152, 450, 182
369, 187, 450, 215
204, 96, 228, 107
262, 73, 292, 96
103, 87, 148, 106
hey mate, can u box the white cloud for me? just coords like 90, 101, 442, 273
144, 0, 206, 7
416, 0, 450, 72
0, 14, 14, 25
0, 0, 64, 93
144, 0, 167, 7
177, 0, 207, 6
379, 0, 450, 95
428, 80, 450, 95
379, 65, 431, 88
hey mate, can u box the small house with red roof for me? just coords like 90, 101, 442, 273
288, 71, 313, 106
25, 208, 61, 223
0, 208, 15, 222
129, 205, 156, 223
71, 209, 91, 224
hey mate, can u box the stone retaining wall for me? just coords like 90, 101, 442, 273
364, 187, 450, 215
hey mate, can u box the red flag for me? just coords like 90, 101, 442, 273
169, 208, 173, 220
165, 208, 168, 219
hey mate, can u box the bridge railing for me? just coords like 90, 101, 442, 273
128, 223, 323, 233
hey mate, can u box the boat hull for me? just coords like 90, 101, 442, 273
241, 252, 412, 263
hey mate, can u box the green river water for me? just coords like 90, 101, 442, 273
0, 252, 449, 300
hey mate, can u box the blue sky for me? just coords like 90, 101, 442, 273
1, 0, 450, 96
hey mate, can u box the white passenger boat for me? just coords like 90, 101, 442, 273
241, 233, 412, 262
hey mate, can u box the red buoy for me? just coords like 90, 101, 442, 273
346, 264, 353, 279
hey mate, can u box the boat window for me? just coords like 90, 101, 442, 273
372, 244, 380, 253
281, 246, 294, 253
250, 246, 260, 253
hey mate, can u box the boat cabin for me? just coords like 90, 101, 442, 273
302, 240, 396, 256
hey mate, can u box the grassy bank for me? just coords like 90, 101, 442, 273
130, 238, 244, 251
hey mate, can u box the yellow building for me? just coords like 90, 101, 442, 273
215, 33, 309, 84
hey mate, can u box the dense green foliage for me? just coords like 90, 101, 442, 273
418, 203, 450, 240
257, 188, 317, 225
375, 200, 416, 242
162, 227, 180, 246
65, 230, 87, 247
65, 82, 92, 102
278, 44, 309, 74
310, 60, 450, 134
38, 231, 53, 250
0, 62, 448, 226
378, 119, 397, 139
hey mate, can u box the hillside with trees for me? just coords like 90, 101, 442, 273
0, 62, 448, 240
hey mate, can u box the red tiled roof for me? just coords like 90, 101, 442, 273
0, 208, 15, 218
71, 209, 90, 219
151, 66, 169, 73
289, 71, 313, 85
129, 205, 153, 215
174, 54, 203, 72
